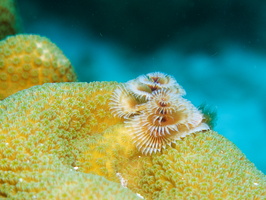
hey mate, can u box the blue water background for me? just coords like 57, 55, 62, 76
18, 0, 266, 173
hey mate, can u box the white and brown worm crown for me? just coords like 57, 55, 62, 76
109, 72, 209, 155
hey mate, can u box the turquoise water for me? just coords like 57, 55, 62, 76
19, 0, 266, 173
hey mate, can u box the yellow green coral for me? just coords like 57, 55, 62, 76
0, 80, 265, 199
0, 164, 141, 200
0, 81, 139, 199
0, 0, 21, 40
119, 130, 266, 199
0, 34, 77, 100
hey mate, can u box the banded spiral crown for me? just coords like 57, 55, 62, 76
110, 72, 209, 155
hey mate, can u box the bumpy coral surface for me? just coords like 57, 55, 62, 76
119, 130, 266, 200
0, 0, 20, 40
0, 79, 265, 199
0, 81, 139, 199
0, 34, 77, 100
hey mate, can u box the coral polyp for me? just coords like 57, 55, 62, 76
110, 72, 209, 155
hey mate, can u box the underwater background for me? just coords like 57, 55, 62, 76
18, 0, 266, 173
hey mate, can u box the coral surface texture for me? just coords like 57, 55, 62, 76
0, 34, 77, 99
0, 76, 265, 199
